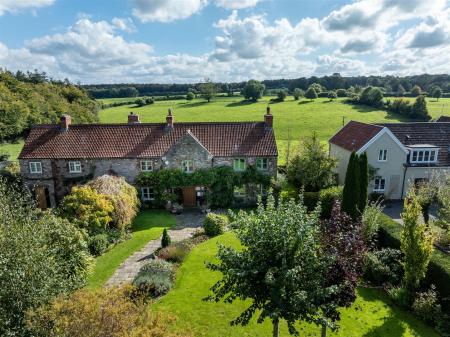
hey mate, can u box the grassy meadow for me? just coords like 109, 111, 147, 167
155, 232, 438, 337
2, 96, 450, 164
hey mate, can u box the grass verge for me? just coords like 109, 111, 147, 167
86, 209, 176, 289
155, 232, 438, 336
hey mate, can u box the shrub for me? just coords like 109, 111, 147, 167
86, 175, 139, 231
277, 89, 287, 101
412, 285, 441, 324
280, 184, 299, 202
161, 228, 171, 248
89, 233, 109, 256
388, 286, 410, 308
158, 243, 190, 263
361, 202, 383, 245
0, 179, 92, 336
303, 191, 320, 211
336, 88, 347, 97
26, 285, 186, 337
133, 260, 174, 297
58, 186, 114, 233
363, 248, 403, 286
319, 186, 342, 218
186, 91, 195, 100
203, 213, 228, 237
378, 214, 450, 314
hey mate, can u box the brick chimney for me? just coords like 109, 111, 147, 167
128, 112, 140, 124
60, 114, 71, 131
264, 106, 273, 129
166, 108, 174, 130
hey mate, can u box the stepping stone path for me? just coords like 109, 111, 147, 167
105, 210, 205, 287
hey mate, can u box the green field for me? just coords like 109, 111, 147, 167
155, 232, 438, 337
86, 210, 175, 289
98, 96, 450, 165
2, 96, 450, 163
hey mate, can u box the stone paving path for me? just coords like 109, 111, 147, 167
106, 210, 205, 287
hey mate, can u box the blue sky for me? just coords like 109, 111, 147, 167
0, 0, 449, 83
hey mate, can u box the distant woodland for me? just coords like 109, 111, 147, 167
0, 70, 99, 141
84, 73, 450, 98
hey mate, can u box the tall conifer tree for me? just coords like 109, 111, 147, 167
342, 152, 360, 219
358, 152, 368, 213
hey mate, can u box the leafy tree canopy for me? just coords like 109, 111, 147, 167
242, 80, 265, 101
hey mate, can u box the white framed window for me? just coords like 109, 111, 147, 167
234, 186, 246, 198
141, 187, 155, 201
181, 160, 194, 173
256, 158, 268, 171
140, 160, 153, 172
29, 161, 42, 174
373, 177, 386, 192
378, 149, 387, 162
68, 161, 82, 173
410, 149, 438, 164
233, 158, 246, 172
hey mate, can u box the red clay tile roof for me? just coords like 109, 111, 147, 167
19, 122, 277, 159
329, 121, 382, 152
436, 116, 450, 122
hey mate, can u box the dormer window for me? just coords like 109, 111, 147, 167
410, 148, 438, 164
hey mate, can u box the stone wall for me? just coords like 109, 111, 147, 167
163, 132, 213, 170
20, 153, 277, 207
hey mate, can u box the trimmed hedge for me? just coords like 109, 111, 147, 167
378, 214, 450, 313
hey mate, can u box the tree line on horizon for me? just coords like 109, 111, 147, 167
83, 73, 450, 99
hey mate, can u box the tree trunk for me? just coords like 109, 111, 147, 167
272, 319, 279, 337
321, 323, 327, 337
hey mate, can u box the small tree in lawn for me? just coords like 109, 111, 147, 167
431, 86, 442, 101
328, 91, 337, 101
397, 84, 406, 97
341, 152, 360, 219
411, 95, 430, 121
411, 85, 422, 97
277, 89, 287, 101
319, 201, 366, 337
242, 79, 265, 101
161, 228, 171, 248
293, 88, 303, 100
199, 79, 217, 102
205, 194, 333, 337
186, 91, 195, 100
305, 87, 318, 101
358, 152, 368, 214
400, 191, 434, 299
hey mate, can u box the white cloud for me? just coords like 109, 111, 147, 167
2, 0, 450, 83
130, 0, 207, 22
0, 0, 55, 15
214, 0, 261, 10
111, 17, 136, 33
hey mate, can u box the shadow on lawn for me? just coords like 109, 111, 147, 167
226, 100, 255, 107
298, 100, 313, 105
358, 288, 435, 337
180, 101, 210, 108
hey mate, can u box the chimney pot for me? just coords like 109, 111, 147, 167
264, 107, 273, 129
166, 108, 174, 130
128, 112, 140, 124
60, 114, 71, 131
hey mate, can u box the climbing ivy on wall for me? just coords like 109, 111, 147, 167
136, 165, 271, 208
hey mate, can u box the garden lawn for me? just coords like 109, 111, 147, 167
155, 232, 438, 337
0, 139, 24, 161
99, 96, 450, 165
86, 210, 176, 289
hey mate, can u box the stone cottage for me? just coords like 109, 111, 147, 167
19, 108, 278, 208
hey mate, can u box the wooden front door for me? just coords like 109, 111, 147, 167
182, 187, 196, 207
35, 186, 48, 210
